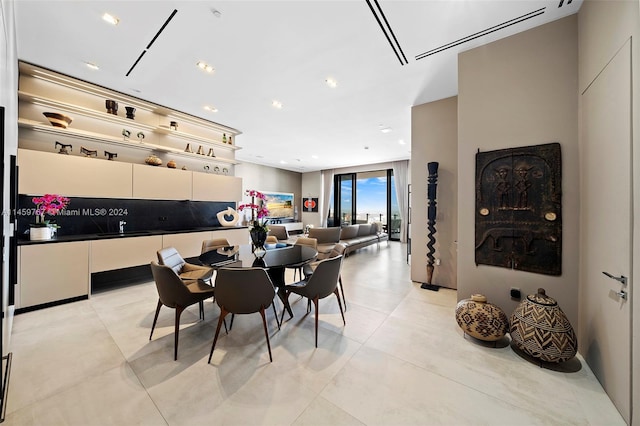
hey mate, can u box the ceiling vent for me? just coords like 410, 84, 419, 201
415, 7, 546, 61
126, 9, 178, 77
558, 0, 573, 7
366, 0, 408, 66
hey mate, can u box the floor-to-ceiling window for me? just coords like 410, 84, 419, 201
331, 169, 401, 240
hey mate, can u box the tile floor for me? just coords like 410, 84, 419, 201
4, 242, 625, 425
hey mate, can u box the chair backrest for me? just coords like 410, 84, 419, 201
304, 255, 343, 299
308, 227, 341, 244
265, 235, 278, 244
150, 261, 194, 308
201, 238, 231, 254
268, 225, 289, 241
157, 247, 185, 274
295, 237, 317, 249
214, 267, 276, 314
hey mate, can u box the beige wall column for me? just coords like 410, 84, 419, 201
457, 16, 579, 325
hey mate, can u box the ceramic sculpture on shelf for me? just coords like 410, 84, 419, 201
43, 112, 72, 128
455, 294, 508, 342
510, 288, 577, 363
216, 207, 240, 227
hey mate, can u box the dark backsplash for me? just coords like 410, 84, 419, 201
17, 195, 235, 237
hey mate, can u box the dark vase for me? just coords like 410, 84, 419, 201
249, 227, 268, 258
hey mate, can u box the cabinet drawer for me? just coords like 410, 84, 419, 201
90, 235, 163, 272
132, 164, 192, 200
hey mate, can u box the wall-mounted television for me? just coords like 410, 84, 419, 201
260, 191, 294, 221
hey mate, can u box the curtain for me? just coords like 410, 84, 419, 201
321, 169, 334, 227
392, 160, 409, 243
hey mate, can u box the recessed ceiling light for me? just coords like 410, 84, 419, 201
210, 8, 222, 18
84, 62, 99, 70
398, 139, 406, 145
311, 155, 319, 159
272, 100, 283, 109
204, 105, 218, 112
279, 160, 288, 164
196, 61, 215, 73
364, 146, 369, 150
380, 127, 392, 133
325, 77, 337, 88
102, 13, 119, 25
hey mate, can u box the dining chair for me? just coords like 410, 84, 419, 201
287, 237, 318, 282
265, 235, 278, 244
281, 255, 345, 347
208, 267, 280, 363
149, 261, 217, 360
201, 238, 231, 254
157, 247, 213, 283
303, 243, 347, 310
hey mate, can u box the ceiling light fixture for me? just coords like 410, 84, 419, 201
204, 105, 218, 113
380, 127, 392, 133
279, 160, 288, 164
196, 61, 215, 73
272, 100, 283, 109
102, 13, 120, 25
84, 62, 99, 70
398, 139, 406, 145
311, 155, 319, 159
211, 8, 222, 18
325, 77, 337, 88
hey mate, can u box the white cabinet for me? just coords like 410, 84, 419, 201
19, 241, 90, 308
212, 228, 250, 246
192, 173, 242, 202
132, 164, 192, 200
90, 235, 163, 273
18, 148, 133, 197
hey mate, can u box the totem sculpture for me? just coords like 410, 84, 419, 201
421, 161, 439, 291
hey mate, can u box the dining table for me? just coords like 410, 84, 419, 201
198, 243, 318, 318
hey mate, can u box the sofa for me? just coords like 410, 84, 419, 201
308, 224, 388, 257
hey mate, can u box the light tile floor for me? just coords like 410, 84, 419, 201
4, 242, 625, 425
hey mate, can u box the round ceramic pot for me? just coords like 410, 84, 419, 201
455, 294, 508, 341
30, 226, 53, 241
510, 288, 577, 363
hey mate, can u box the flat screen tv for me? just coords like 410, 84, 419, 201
260, 191, 294, 221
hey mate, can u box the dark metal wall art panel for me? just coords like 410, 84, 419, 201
475, 143, 561, 275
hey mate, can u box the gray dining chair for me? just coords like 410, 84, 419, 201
303, 242, 347, 310
287, 237, 317, 282
157, 246, 213, 283
208, 267, 280, 363
149, 261, 217, 360
281, 255, 345, 347
201, 238, 231, 254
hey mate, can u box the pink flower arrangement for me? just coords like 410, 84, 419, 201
32, 194, 70, 226
237, 190, 270, 229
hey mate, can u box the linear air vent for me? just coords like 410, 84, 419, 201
415, 7, 546, 61
126, 9, 178, 77
558, 0, 573, 7
366, 0, 408, 66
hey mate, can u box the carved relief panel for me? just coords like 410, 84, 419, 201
475, 143, 562, 275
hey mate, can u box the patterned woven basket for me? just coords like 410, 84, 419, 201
510, 288, 577, 363
455, 294, 508, 341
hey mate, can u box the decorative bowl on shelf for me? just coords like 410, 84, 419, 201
167, 160, 177, 169
43, 112, 72, 129
145, 155, 162, 166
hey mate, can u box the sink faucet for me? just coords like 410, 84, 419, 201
119, 220, 127, 233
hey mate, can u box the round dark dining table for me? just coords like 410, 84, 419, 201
198, 244, 317, 318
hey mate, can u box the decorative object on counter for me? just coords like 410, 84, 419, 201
207, 148, 215, 157
238, 189, 270, 258
455, 294, 508, 342
122, 129, 131, 140
167, 160, 177, 168
145, 155, 162, 166
222, 133, 227, 144
170, 121, 178, 131
181, 166, 188, 170
105, 99, 118, 115
80, 146, 97, 157
125, 106, 136, 119
104, 150, 117, 161
197, 145, 205, 155
222, 167, 229, 175
216, 207, 240, 227
43, 112, 72, 129
55, 141, 72, 154
422, 161, 440, 291
30, 194, 70, 241
228, 135, 233, 145
214, 166, 220, 174
137, 131, 145, 142
510, 288, 577, 363
184, 143, 192, 153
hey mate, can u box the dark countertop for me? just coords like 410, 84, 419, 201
17, 226, 248, 246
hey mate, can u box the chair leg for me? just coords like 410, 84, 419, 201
338, 275, 347, 311
279, 290, 291, 324
199, 300, 204, 320
209, 308, 229, 363
272, 301, 281, 330
174, 305, 185, 361
312, 296, 319, 348
259, 307, 273, 362
150, 299, 162, 341
229, 313, 235, 331
335, 288, 346, 326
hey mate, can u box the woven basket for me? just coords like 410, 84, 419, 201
455, 294, 508, 341
510, 288, 577, 363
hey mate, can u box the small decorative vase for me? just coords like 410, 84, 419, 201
510, 288, 577, 363
455, 294, 508, 342
105, 100, 118, 115
170, 121, 178, 131
30, 226, 53, 241
250, 227, 268, 258
125, 106, 136, 119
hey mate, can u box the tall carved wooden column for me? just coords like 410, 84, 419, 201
422, 161, 440, 291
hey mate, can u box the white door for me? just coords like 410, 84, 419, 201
580, 40, 632, 423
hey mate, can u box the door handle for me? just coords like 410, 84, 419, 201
616, 290, 628, 300
602, 272, 628, 286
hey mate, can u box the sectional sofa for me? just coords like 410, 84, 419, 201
308, 223, 388, 257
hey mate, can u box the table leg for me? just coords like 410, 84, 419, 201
267, 266, 293, 319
